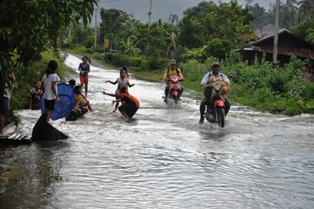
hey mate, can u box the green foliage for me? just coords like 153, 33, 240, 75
183, 46, 207, 61
290, 19, 314, 41
147, 58, 169, 70
66, 24, 95, 49
70, 45, 89, 55
305, 31, 314, 43
120, 37, 140, 56
248, 3, 273, 29
178, 1, 254, 49
11, 51, 71, 111
98, 8, 137, 50
0, 0, 98, 97
140, 60, 150, 71
103, 53, 169, 71
137, 24, 168, 58
204, 38, 234, 60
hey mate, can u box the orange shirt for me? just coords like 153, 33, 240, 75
117, 93, 140, 108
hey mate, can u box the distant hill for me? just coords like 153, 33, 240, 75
91, 0, 272, 25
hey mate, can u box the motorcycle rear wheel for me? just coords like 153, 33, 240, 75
216, 107, 225, 128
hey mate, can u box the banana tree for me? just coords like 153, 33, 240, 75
120, 37, 140, 56
184, 46, 207, 61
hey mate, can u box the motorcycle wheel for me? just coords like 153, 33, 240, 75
216, 107, 225, 128
172, 96, 179, 104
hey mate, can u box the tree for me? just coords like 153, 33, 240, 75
204, 38, 234, 60
137, 22, 168, 58
178, 17, 205, 49
98, 8, 135, 50
280, 0, 298, 28
249, 3, 273, 29
178, 1, 254, 50
0, 0, 98, 96
298, 0, 314, 21
69, 24, 95, 48
290, 19, 314, 43
267, 3, 276, 21
168, 14, 179, 25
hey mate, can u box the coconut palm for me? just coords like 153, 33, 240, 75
267, 3, 276, 21
280, 0, 298, 28
298, 0, 314, 21
168, 14, 178, 24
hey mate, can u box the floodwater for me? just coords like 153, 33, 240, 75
1, 55, 313, 209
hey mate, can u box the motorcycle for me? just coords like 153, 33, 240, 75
163, 75, 183, 105
203, 81, 226, 128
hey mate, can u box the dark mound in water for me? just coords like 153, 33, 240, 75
32, 114, 68, 141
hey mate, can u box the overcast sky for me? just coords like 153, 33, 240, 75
94, 0, 274, 25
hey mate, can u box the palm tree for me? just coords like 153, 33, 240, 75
168, 14, 178, 25
267, 3, 276, 21
280, 0, 298, 28
298, 0, 314, 21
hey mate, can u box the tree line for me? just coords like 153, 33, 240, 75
66, 0, 314, 66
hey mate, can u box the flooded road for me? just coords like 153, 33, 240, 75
1, 55, 314, 209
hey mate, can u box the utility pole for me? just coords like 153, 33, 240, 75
94, 7, 98, 49
273, 0, 280, 65
148, 0, 152, 29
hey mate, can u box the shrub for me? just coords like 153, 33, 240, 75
140, 60, 150, 70
147, 58, 169, 70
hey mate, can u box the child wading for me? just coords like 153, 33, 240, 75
103, 87, 139, 119
78, 56, 90, 98
105, 68, 134, 112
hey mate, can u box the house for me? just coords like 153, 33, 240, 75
255, 24, 276, 38
237, 29, 314, 65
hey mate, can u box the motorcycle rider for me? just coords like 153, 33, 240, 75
199, 61, 231, 124
163, 59, 184, 102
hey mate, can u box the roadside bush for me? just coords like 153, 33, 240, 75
11, 51, 70, 111
139, 60, 149, 70
128, 57, 143, 67
147, 58, 169, 70
93, 52, 104, 60
85, 48, 94, 54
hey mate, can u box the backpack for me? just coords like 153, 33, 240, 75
167, 68, 180, 77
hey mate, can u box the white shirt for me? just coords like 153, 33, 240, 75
41, 73, 60, 100
201, 71, 230, 86
115, 77, 129, 94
